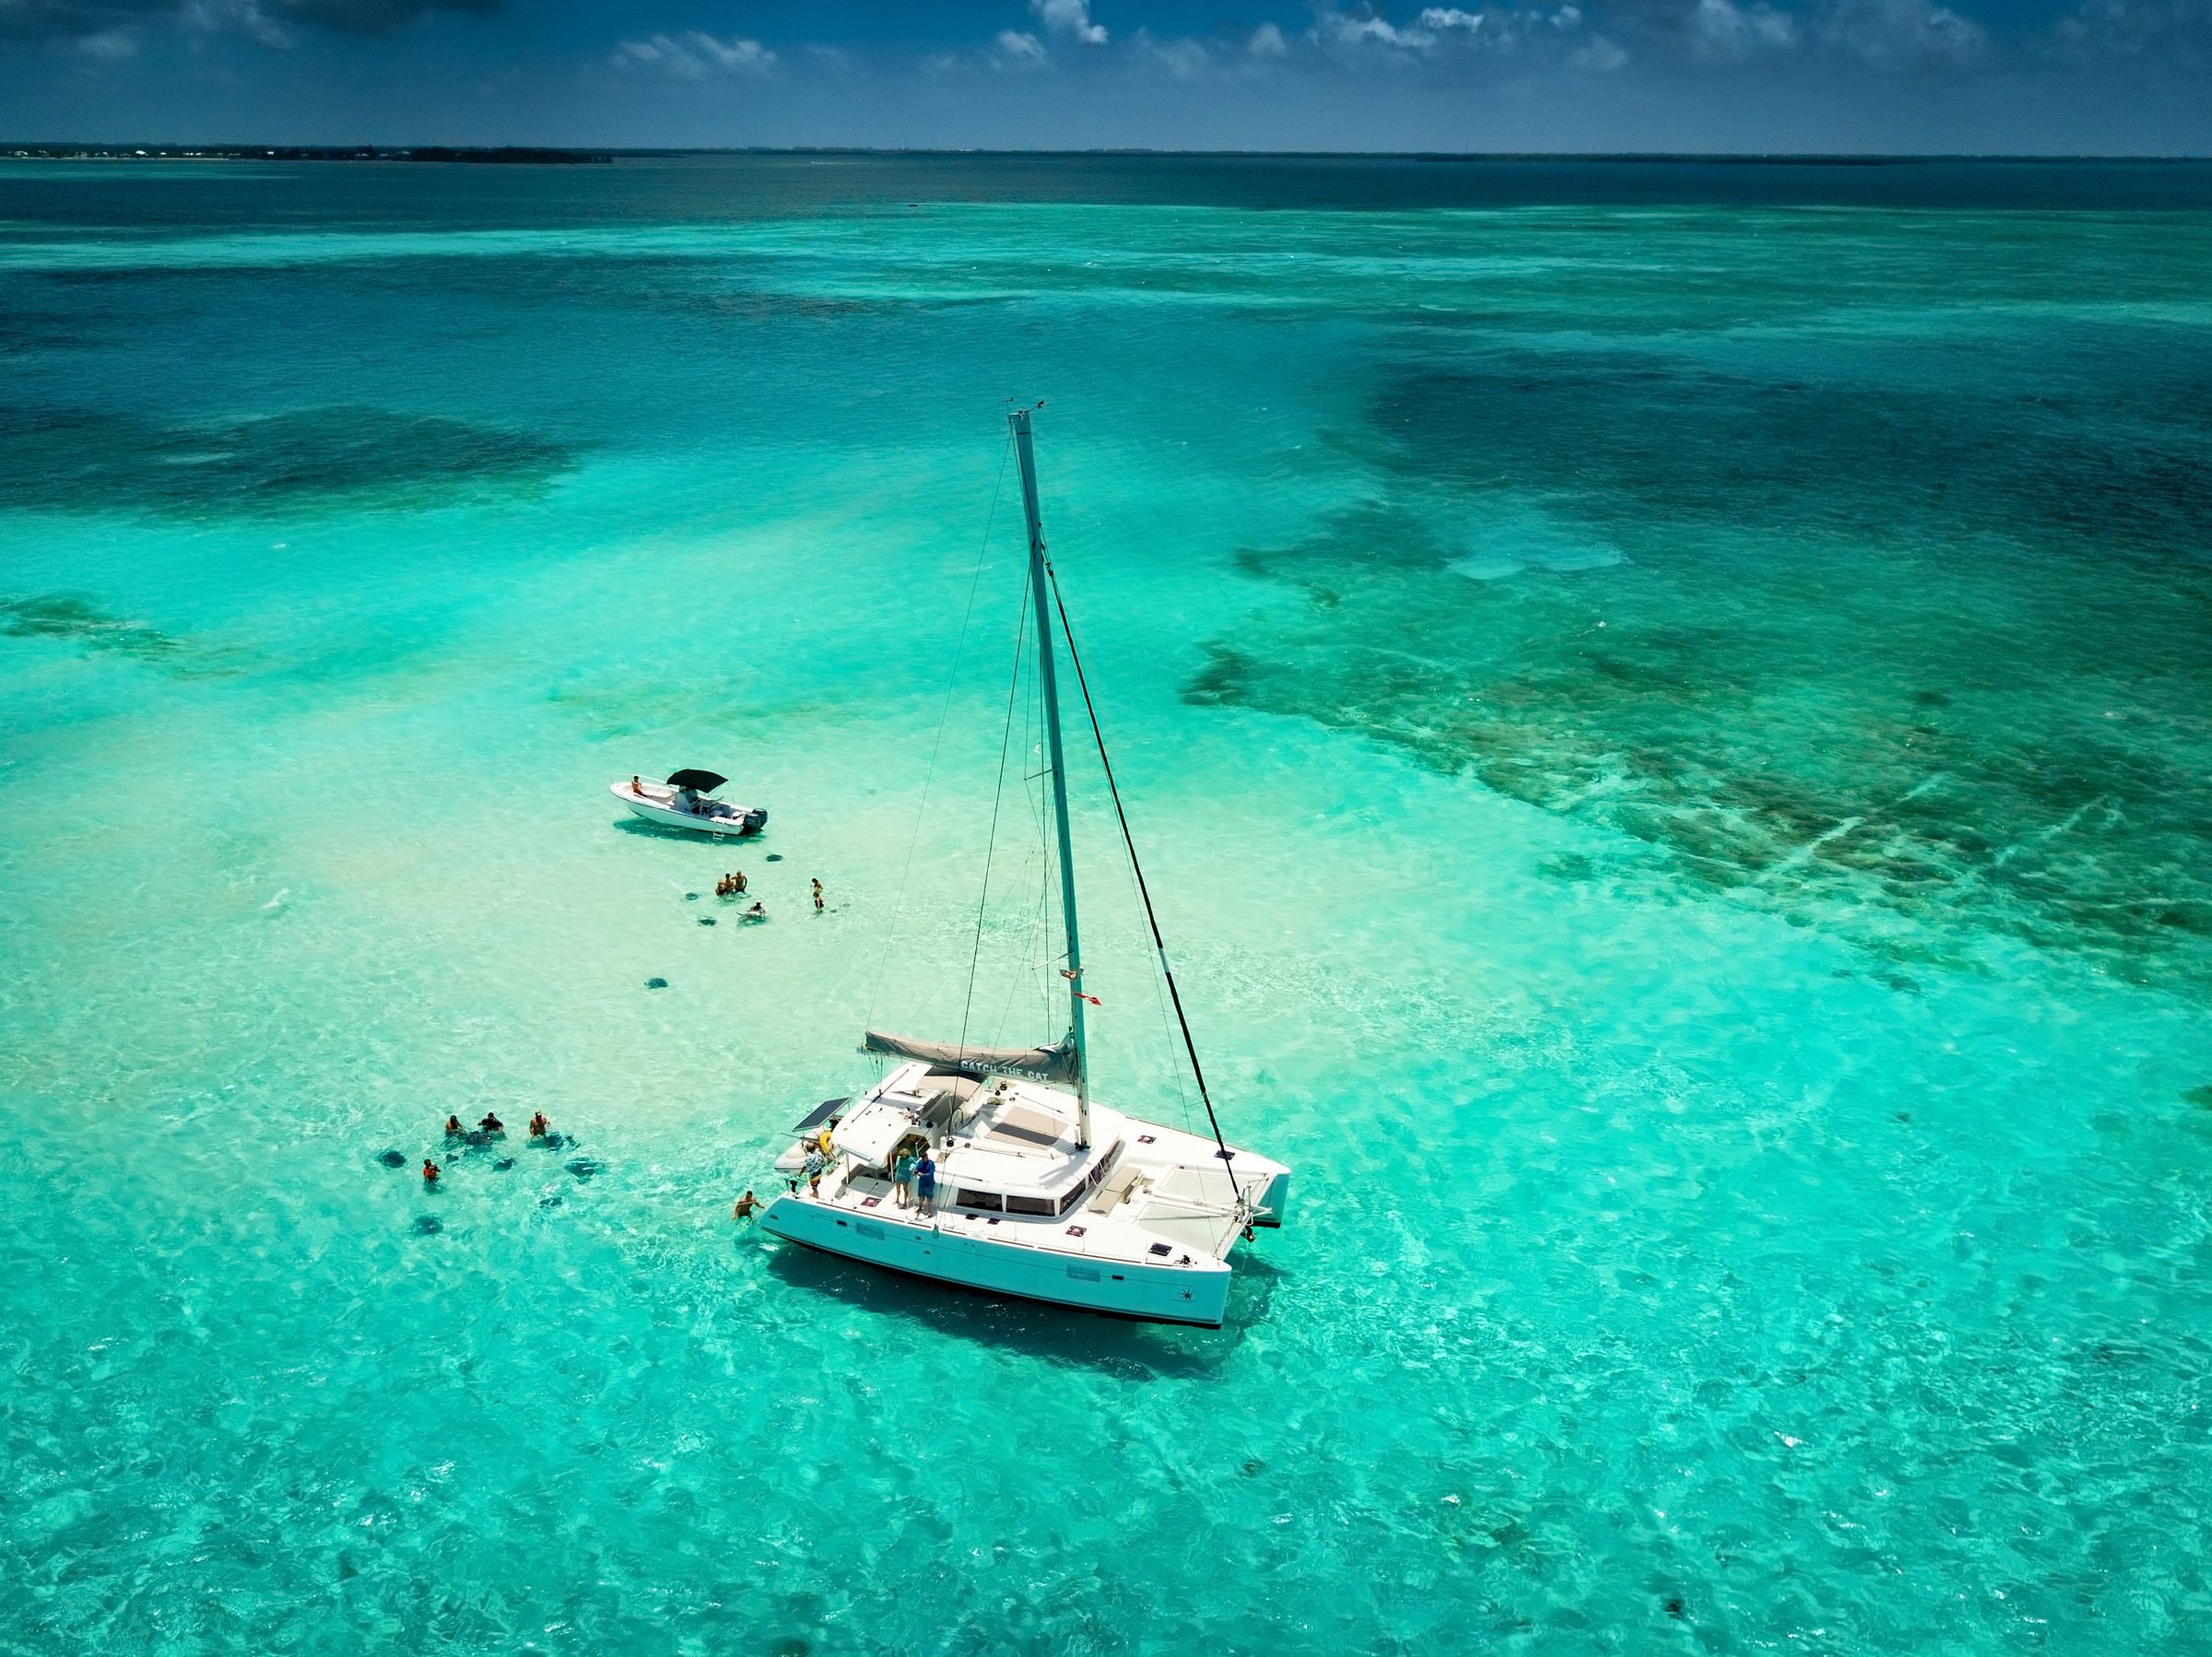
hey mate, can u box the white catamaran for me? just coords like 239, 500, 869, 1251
763, 409, 1289, 1328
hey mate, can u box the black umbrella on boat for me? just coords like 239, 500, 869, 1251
665, 769, 727, 793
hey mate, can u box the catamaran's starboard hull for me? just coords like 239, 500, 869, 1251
760, 1195, 1232, 1327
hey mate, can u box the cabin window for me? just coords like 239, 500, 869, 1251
1055, 1187, 1086, 1216
1006, 1194, 1053, 1216
955, 1188, 1003, 1212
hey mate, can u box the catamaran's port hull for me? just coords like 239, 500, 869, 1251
761, 1197, 1232, 1327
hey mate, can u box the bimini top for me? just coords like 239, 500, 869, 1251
830, 1098, 917, 1166
665, 769, 728, 793
863, 1029, 1079, 1085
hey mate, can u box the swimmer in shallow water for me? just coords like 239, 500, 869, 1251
528, 1111, 548, 1138
734, 1189, 759, 1220
812, 878, 824, 912
444, 1115, 463, 1137
422, 1159, 441, 1184
480, 1112, 503, 1134
745, 900, 766, 921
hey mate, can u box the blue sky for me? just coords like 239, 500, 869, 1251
1, 0, 2208, 153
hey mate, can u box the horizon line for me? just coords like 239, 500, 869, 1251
6, 143, 2211, 164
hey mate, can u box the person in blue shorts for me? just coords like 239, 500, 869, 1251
915, 1148, 937, 1216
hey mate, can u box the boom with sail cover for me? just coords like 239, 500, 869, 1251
861, 1029, 1080, 1085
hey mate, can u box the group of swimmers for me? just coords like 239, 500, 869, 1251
421, 1111, 554, 1183
713, 871, 771, 919
710, 871, 825, 917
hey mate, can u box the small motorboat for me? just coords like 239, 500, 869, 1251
611, 769, 767, 838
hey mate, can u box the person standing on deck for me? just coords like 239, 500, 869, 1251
915, 1148, 937, 1217
892, 1145, 917, 1208
802, 1144, 825, 1197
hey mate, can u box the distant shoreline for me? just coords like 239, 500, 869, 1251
1, 145, 611, 165
3, 145, 2206, 166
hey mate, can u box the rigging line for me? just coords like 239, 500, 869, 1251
866, 432, 1014, 1033
958, 563, 1034, 1063
1042, 566, 1242, 1204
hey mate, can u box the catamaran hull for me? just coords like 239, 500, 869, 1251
761, 1196, 1232, 1327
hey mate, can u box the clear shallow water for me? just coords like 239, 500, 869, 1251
4, 156, 2212, 1653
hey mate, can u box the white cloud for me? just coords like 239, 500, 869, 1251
1134, 28, 1211, 75
1690, 0, 1798, 58
77, 25, 140, 57
2051, 0, 2212, 58
611, 30, 775, 77
1249, 19, 1290, 53
1312, 5, 1438, 53
1820, 0, 1985, 65
1030, 0, 1107, 44
182, 0, 292, 49
1311, 3, 1595, 58
993, 27, 1049, 65
1572, 30, 1630, 65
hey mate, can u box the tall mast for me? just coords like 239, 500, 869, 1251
1009, 406, 1089, 1147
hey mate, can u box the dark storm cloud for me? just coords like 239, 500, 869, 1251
0, 0, 494, 43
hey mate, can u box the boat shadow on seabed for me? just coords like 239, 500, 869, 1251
760, 1235, 1287, 1381
609, 816, 763, 843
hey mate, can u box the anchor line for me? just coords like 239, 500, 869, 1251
1041, 563, 1243, 1208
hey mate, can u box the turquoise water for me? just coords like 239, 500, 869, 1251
5, 155, 2212, 1652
